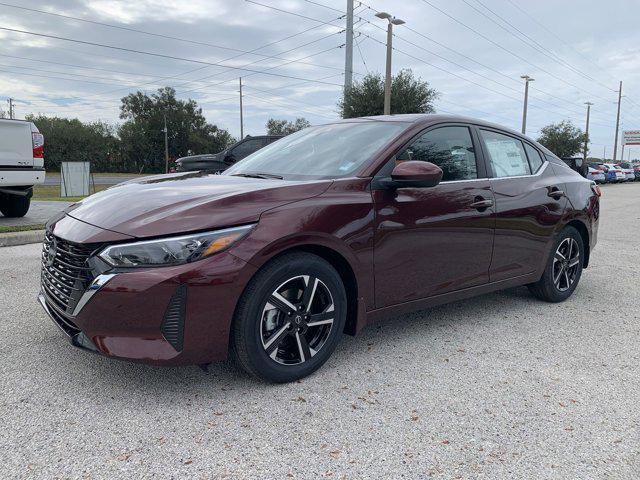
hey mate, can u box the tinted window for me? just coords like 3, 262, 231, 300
396, 126, 478, 181
524, 143, 544, 172
480, 130, 531, 177
232, 138, 265, 159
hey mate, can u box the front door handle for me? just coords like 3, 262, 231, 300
470, 197, 493, 210
548, 187, 565, 199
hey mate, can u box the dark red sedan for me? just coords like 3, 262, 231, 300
40, 115, 600, 382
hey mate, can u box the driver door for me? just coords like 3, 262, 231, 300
372, 125, 495, 308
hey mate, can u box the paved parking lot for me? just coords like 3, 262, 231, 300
0, 184, 638, 479
0, 200, 72, 227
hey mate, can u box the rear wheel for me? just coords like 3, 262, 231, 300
230, 252, 347, 383
0, 191, 31, 218
528, 226, 584, 302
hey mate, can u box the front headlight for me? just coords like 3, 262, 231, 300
98, 224, 254, 268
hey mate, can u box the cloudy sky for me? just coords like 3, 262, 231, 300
1, 0, 639, 159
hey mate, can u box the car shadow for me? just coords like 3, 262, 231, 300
41, 286, 536, 398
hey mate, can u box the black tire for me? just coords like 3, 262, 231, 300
528, 226, 584, 302
0, 193, 31, 218
230, 252, 347, 383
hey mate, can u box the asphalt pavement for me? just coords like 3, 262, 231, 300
0, 200, 72, 227
0, 184, 638, 479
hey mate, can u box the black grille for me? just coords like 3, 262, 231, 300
161, 284, 187, 352
41, 232, 98, 318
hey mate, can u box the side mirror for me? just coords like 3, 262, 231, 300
381, 161, 443, 189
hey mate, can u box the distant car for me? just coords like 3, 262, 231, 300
176, 135, 284, 173
603, 163, 626, 182
586, 167, 605, 183
619, 162, 635, 181
634, 164, 640, 181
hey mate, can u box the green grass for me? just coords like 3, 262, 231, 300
0, 223, 46, 234
33, 184, 112, 202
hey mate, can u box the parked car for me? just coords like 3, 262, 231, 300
634, 164, 640, 180
39, 114, 599, 382
588, 163, 612, 183
619, 162, 636, 181
587, 166, 605, 183
603, 163, 626, 182
0, 119, 45, 217
175, 135, 283, 173
561, 157, 588, 177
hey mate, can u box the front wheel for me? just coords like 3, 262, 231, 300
528, 226, 584, 302
230, 252, 347, 383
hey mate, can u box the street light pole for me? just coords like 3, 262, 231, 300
344, 0, 354, 92
375, 12, 405, 116
520, 75, 534, 134
239, 77, 244, 139
584, 102, 593, 162
613, 80, 622, 162
163, 114, 169, 174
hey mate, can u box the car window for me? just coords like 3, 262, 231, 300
396, 126, 478, 182
224, 122, 407, 179
480, 130, 531, 177
523, 143, 544, 173
232, 138, 264, 159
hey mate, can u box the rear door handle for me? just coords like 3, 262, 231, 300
470, 197, 493, 210
548, 187, 565, 199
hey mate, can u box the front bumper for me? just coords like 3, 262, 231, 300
39, 224, 258, 366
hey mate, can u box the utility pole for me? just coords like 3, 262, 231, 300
163, 114, 169, 174
7, 98, 14, 119
583, 102, 593, 162
375, 12, 405, 116
239, 77, 244, 139
603, 145, 606, 161
613, 80, 622, 162
344, 0, 354, 92
520, 75, 534, 134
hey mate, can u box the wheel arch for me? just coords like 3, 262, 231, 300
566, 219, 590, 268
243, 243, 362, 337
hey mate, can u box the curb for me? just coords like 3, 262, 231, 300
0, 229, 45, 248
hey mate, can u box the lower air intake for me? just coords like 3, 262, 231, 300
161, 284, 187, 352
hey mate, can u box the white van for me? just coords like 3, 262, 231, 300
0, 119, 45, 217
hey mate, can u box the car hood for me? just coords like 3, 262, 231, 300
65, 171, 332, 238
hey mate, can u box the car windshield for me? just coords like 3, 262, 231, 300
224, 121, 407, 180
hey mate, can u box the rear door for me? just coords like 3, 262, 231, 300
0, 119, 33, 168
477, 128, 566, 282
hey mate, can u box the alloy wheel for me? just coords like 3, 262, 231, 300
260, 275, 335, 365
552, 237, 580, 292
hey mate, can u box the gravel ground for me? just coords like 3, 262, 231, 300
0, 184, 638, 479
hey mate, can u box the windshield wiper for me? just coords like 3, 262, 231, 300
230, 172, 284, 180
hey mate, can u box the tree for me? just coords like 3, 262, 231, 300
339, 69, 439, 118
119, 87, 234, 173
266, 117, 311, 136
537, 120, 587, 158
25, 115, 119, 172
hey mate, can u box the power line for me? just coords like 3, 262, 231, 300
462, 0, 615, 92
417, 0, 611, 102
0, 26, 344, 85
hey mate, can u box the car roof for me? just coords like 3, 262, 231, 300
329, 114, 552, 154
